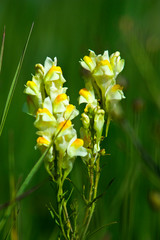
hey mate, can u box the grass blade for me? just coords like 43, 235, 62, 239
0, 26, 5, 73
87, 221, 117, 239
17, 138, 53, 197
0, 23, 34, 136
8, 131, 18, 240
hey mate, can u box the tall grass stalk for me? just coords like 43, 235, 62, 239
0, 26, 5, 73
0, 23, 34, 136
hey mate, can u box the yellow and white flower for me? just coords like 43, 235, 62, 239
67, 136, 87, 158
44, 57, 66, 98
52, 93, 69, 113
105, 84, 125, 111
80, 50, 97, 72
109, 51, 125, 78
64, 104, 79, 120
79, 88, 97, 105
23, 64, 45, 116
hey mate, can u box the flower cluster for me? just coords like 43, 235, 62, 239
79, 50, 125, 114
79, 50, 125, 160
24, 57, 87, 180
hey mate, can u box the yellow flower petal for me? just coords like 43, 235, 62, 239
26, 81, 37, 89
37, 137, 50, 145
37, 108, 53, 117
45, 65, 62, 81
83, 56, 93, 65
79, 88, 92, 100
54, 93, 68, 105
71, 138, 84, 148
98, 59, 112, 70
111, 84, 123, 92
66, 104, 75, 114
57, 120, 72, 132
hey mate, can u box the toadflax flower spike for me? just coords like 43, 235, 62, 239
24, 57, 87, 180
79, 49, 126, 162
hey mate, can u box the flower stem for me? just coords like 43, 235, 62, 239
63, 201, 73, 238
57, 179, 68, 240
106, 114, 111, 137
81, 157, 100, 240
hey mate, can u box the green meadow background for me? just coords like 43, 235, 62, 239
0, 0, 160, 239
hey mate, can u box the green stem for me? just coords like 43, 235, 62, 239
82, 161, 94, 227
63, 201, 73, 238
81, 158, 100, 240
105, 114, 111, 137
57, 156, 73, 240
57, 178, 68, 240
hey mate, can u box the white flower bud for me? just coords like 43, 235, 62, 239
81, 113, 90, 129
94, 109, 105, 141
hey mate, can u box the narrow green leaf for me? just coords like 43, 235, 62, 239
0, 23, 34, 136
87, 221, 117, 239
55, 219, 60, 227
8, 131, 19, 240
48, 207, 55, 220
17, 137, 54, 197
66, 188, 74, 203
0, 178, 47, 211
0, 26, 5, 73
48, 202, 59, 219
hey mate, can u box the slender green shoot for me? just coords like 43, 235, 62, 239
0, 26, 5, 73
0, 23, 34, 136
8, 131, 18, 240
87, 221, 117, 239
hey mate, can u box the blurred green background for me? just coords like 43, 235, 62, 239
0, 0, 160, 239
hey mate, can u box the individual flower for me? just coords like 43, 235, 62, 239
80, 50, 97, 73
109, 51, 125, 78
44, 57, 66, 100
52, 93, 69, 113
67, 136, 87, 158
105, 84, 125, 111
64, 104, 79, 120
79, 88, 97, 105
23, 64, 44, 116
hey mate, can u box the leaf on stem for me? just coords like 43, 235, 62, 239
88, 178, 115, 206
87, 221, 117, 239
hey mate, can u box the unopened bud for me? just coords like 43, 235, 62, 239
35, 64, 44, 77
94, 109, 105, 140
81, 113, 90, 128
